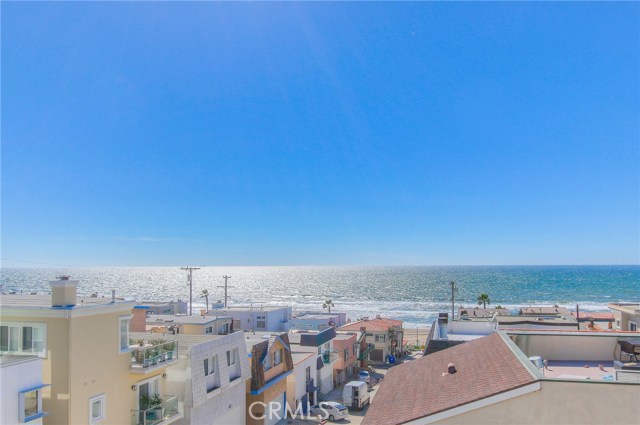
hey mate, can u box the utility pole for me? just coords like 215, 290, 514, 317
217, 275, 234, 308
181, 266, 200, 316
450, 281, 458, 320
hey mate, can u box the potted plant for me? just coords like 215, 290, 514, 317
164, 341, 176, 360
140, 394, 163, 420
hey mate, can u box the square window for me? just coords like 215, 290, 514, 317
19, 387, 47, 422
227, 349, 236, 366
89, 394, 106, 423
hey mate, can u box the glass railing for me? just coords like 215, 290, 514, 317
131, 395, 179, 425
322, 352, 339, 364
131, 341, 178, 369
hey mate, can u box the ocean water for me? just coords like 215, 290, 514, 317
1, 266, 638, 327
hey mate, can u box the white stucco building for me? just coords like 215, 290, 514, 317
207, 306, 292, 332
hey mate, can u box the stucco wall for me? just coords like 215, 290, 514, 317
433, 380, 640, 425
510, 333, 622, 361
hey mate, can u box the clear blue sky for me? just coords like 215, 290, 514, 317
2, 2, 639, 266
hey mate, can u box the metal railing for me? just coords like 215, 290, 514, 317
131, 395, 179, 425
131, 341, 179, 369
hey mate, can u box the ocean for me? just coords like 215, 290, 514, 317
1, 266, 638, 327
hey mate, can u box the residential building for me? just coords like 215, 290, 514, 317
608, 303, 640, 332
332, 333, 358, 386
1, 355, 48, 425
288, 328, 337, 397
245, 332, 294, 425
131, 331, 251, 425
365, 331, 640, 425
136, 301, 188, 315
209, 306, 292, 332
338, 316, 403, 362
286, 351, 318, 417
0, 276, 182, 425
289, 312, 347, 331
571, 311, 615, 330
135, 310, 233, 335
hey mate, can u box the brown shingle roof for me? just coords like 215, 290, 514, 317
338, 317, 402, 332
362, 333, 536, 425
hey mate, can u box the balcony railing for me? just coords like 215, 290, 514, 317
131, 395, 180, 425
131, 341, 179, 370
306, 378, 315, 393
322, 351, 339, 364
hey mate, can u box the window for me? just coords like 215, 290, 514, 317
205, 326, 213, 334
305, 366, 311, 382
227, 349, 236, 366
119, 316, 131, 353
344, 348, 349, 360
630, 321, 638, 332
273, 349, 282, 366
89, 394, 106, 424
1, 323, 46, 356
19, 385, 48, 423
353, 343, 357, 355
375, 334, 386, 343
263, 353, 272, 371
204, 355, 219, 392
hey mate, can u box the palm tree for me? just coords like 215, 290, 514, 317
200, 289, 209, 313
323, 299, 335, 314
477, 293, 490, 309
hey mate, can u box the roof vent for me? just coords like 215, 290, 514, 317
447, 363, 457, 374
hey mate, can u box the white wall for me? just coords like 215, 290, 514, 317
1, 357, 44, 425
287, 354, 318, 411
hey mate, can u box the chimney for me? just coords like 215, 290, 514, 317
49, 275, 79, 307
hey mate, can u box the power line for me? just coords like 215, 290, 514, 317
180, 266, 201, 316
217, 275, 234, 308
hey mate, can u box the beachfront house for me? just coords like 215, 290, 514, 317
0, 276, 183, 425
608, 303, 640, 332
365, 330, 640, 425
209, 306, 292, 332
288, 328, 338, 397
338, 316, 403, 363
131, 331, 251, 425
1, 355, 48, 425
245, 332, 294, 425
289, 312, 347, 331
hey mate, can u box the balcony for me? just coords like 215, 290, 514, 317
322, 351, 339, 364
305, 378, 316, 393
130, 341, 179, 374
131, 395, 182, 425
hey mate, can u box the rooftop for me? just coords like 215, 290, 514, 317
146, 314, 232, 325
0, 354, 40, 368
291, 351, 316, 365
209, 305, 291, 313
0, 294, 134, 310
608, 303, 640, 314
338, 317, 402, 332
363, 333, 537, 425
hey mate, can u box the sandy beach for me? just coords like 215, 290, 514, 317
402, 326, 431, 348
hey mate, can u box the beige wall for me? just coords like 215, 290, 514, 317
246, 380, 287, 425
434, 380, 640, 425
510, 333, 621, 361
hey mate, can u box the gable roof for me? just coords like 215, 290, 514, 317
362, 333, 537, 425
338, 317, 402, 332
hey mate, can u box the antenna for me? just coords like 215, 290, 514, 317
180, 266, 201, 316
217, 275, 234, 308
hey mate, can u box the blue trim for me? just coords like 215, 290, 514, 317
134, 305, 150, 309
24, 412, 49, 423
250, 370, 293, 395
19, 384, 50, 394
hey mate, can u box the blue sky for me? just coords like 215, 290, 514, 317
2, 2, 639, 266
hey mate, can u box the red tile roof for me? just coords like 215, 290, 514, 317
571, 312, 614, 320
338, 317, 403, 332
361, 333, 537, 425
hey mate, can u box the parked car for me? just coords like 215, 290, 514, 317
309, 401, 349, 422
342, 380, 370, 409
358, 370, 370, 383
